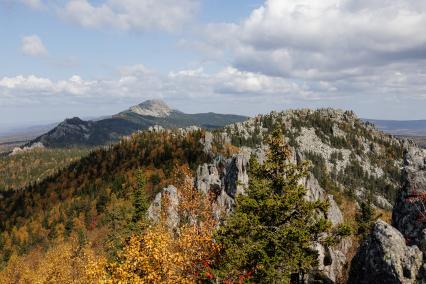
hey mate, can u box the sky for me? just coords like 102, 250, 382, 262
1, 0, 426, 129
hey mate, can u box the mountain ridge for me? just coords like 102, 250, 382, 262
28, 100, 248, 148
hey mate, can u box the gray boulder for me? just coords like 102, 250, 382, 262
349, 220, 423, 284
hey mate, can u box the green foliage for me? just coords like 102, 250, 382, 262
355, 201, 376, 238
303, 151, 343, 203
215, 129, 348, 283
338, 158, 397, 203
132, 170, 150, 224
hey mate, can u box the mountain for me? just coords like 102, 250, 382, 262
0, 107, 410, 283
364, 119, 426, 136
28, 99, 248, 148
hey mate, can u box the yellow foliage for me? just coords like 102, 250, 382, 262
0, 166, 219, 284
0, 238, 103, 284
103, 166, 219, 283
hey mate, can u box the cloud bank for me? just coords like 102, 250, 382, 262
193, 0, 426, 102
0, 65, 314, 106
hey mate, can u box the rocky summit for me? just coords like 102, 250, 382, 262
127, 99, 173, 117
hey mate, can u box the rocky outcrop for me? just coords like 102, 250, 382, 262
10, 142, 44, 156
148, 145, 351, 283
195, 152, 250, 218
348, 141, 426, 284
224, 154, 249, 198
147, 185, 180, 231
220, 108, 403, 209
148, 125, 165, 132
349, 220, 423, 284
149, 150, 252, 228
128, 99, 172, 117
313, 243, 348, 284
393, 142, 426, 249
303, 173, 351, 283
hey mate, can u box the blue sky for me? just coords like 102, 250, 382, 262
1, 0, 426, 129
0, 0, 260, 78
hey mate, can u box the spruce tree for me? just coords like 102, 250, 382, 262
356, 200, 375, 238
216, 128, 349, 283
132, 169, 149, 224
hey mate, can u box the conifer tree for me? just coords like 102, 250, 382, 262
216, 128, 349, 283
356, 200, 376, 238
132, 169, 149, 224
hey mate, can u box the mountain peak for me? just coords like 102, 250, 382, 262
62, 117, 85, 125
129, 99, 172, 117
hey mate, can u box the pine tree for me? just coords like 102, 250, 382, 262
215, 128, 349, 283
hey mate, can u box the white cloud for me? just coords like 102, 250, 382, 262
0, 66, 318, 107
0, 75, 95, 96
203, 0, 426, 81
0, 75, 53, 91
1, 65, 425, 118
61, 0, 198, 32
21, 35, 48, 57
20, 0, 43, 9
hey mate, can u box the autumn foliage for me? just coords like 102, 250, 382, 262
0, 237, 101, 283
97, 166, 219, 283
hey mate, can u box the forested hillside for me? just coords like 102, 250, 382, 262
0, 148, 90, 191
0, 130, 210, 269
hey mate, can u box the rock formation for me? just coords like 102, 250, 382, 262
147, 185, 180, 232
349, 220, 423, 284
349, 141, 426, 283
393, 141, 426, 249
149, 143, 351, 282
